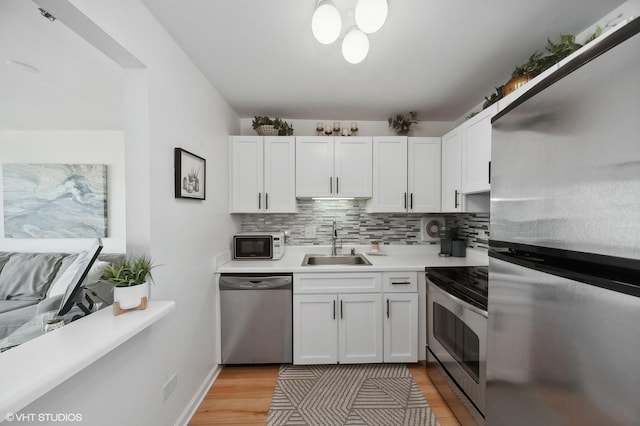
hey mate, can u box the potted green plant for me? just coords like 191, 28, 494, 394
273, 118, 294, 136
388, 112, 418, 135
251, 116, 294, 136
101, 255, 157, 314
482, 23, 613, 108
482, 85, 505, 109
504, 35, 583, 97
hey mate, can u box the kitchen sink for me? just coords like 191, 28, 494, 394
302, 253, 372, 266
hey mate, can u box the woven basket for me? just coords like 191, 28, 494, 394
256, 125, 279, 136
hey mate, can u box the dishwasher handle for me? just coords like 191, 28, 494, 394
219, 275, 292, 290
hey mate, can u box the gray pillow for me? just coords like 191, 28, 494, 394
0, 253, 65, 301
0, 253, 10, 274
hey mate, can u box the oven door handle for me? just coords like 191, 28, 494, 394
429, 281, 488, 318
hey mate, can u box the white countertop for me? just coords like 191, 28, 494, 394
0, 301, 175, 420
216, 245, 488, 273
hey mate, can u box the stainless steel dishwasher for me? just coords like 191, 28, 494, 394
219, 273, 292, 364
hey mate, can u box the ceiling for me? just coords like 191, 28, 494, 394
0, 0, 123, 130
0, 0, 625, 130
140, 0, 624, 121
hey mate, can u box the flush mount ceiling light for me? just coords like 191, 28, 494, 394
311, 0, 385, 64
312, 0, 342, 45
341, 27, 369, 64
355, 0, 388, 34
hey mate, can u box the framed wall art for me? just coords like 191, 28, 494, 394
2, 163, 108, 238
174, 148, 206, 200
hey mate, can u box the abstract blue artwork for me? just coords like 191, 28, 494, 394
2, 164, 107, 238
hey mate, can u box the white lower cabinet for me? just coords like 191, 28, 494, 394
293, 293, 382, 364
382, 271, 418, 362
338, 293, 383, 364
293, 272, 417, 365
293, 294, 338, 364
383, 293, 418, 362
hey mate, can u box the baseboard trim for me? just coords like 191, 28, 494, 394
175, 364, 222, 426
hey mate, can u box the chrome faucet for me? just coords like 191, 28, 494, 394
331, 219, 339, 255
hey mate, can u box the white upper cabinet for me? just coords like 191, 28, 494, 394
441, 127, 463, 212
369, 136, 408, 212
294, 136, 334, 197
408, 137, 441, 212
368, 136, 441, 213
296, 136, 372, 198
229, 136, 295, 213
334, 137, 373, 198
263, 137, 297, 212
461, 103, 497, 194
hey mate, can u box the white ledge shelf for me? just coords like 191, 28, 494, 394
0, 300, 175, 419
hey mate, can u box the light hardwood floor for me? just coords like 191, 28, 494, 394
190, 364, 460, 425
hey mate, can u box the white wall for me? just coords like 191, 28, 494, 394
239, 118, 456, 137
19, 0, 241, 425
0, 131, 126, 253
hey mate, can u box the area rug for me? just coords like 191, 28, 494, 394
266, 364, 441, 426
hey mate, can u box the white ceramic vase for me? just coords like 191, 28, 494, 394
114, 282, 149, 310
44, 319, 65, 332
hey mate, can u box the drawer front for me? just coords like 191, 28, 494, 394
294, 273, 382, 294
382, 271, 418, 292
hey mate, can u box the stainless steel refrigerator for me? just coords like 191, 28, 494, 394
487, 17, 640, 426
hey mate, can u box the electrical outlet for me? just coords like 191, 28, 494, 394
163, 373, 178, 400
305, 225, 316, 238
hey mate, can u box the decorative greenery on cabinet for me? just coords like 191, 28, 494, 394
387, 112, 418, 136
251, 116, 294, 136
480, 16, 621, 110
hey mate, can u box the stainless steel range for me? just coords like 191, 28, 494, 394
426, 266, 487, 426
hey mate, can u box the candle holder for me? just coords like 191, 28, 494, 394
316, 122, 324, 136
332, 122, 341, 133
350, 122, 359, 134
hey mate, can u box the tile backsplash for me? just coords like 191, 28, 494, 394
445, 212, 490, 250
239, 200, 489, 249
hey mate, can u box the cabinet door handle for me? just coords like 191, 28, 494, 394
329, 177, 333, 194
336, 177, 339, 194
340, 300, 343, 319
258, 193, 261, 210
488, 161, 491, 184
454, 190, 460, 209
386, 299, 390, 318
392, 281, 411, 285
333, 300, 336, 320
404, 192, 407, 209
265, 193, 269, 210
410, 193, 413, 210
